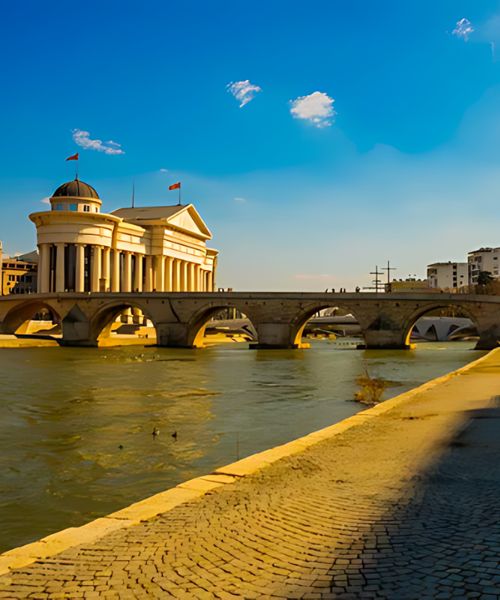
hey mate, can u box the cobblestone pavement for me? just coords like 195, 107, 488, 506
1, 354, 499, 599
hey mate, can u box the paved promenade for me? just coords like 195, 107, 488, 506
1, 350, 499, 599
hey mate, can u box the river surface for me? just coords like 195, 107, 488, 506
0, 340, 483, 553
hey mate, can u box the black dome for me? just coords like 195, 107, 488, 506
52, 179, 99, 199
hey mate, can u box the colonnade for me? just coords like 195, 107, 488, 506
37, 243, 215, 294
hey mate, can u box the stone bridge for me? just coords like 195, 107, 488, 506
1, 292, 500, 350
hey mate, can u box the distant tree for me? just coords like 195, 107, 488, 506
477, 271, 494, 286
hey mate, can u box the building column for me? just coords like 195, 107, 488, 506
111, 250, 120, 292
164, 257, 173, 291
180, 260, 188, 291
91, 246, 102, 292
208, 270, 215, 292
122, 307, 133, 324
101, 247, 111, 292
55, 243, 66, 292
144, 256, 153, 292
154, 255, 165, 291
134, 254, 143, 292
132, 307, 143, 325
123, 252, 132, 292
172, 259, 181, 291
187, 262, 195, 292
75, 244, 85, 292
36, 245, 42, 293
38, 244, 51, 293
194, 264, 202, 291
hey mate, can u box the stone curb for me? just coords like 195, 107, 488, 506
0, 348, 496, 576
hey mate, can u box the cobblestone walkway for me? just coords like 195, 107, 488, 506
1, 353, 499, 599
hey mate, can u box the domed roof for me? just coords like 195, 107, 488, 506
52, 179, 99, 199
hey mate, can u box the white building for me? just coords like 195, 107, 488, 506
30, 179, 218, 294
426, 262, 468, 290
468, 247, 500, 284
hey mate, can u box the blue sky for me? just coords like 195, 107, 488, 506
2, 0, 500, 289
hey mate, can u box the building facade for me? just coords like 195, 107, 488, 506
468, 247, 500, 284
1, 257, 37, 295
30, 179, 218, 294
427, 262, 468, 290
386, 278, 436, 293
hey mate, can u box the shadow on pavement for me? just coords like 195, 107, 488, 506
327, 400, 500, 599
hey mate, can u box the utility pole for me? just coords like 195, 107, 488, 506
382, 260, 397, 292
363, 265, 384, 294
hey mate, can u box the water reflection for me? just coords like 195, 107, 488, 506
0, 340, 483, 552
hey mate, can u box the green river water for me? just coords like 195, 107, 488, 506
0, 340, 483, 553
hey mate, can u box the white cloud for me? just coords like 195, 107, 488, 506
159, 168, 169, 173
453, 18, 474, 41
226, 80, 262, 107
41, 197, 51, 204
233, 196, 247, 203
72, 129, 125, 155
290, 91, 336, 128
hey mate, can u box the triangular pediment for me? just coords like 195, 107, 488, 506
166, 205, 212, 240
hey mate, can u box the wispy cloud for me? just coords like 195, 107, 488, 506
453, 18, 474, 41
41, 197, 51, 205
290, 91, 336, 128
226, 80, 262, 107
159, 168, 169, 173
72, 129, 125, 155
233, 196, 247, 204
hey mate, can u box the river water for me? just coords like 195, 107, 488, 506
0, 340, 482, 553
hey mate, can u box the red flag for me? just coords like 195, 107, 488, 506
66, 153, 79, 161
169, 182, 181, 190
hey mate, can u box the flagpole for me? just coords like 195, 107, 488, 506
75, 159, 79, 180
178, 185, 181, 206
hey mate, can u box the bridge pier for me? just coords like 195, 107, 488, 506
156, 322, 197, 348
475, 328, 500, 350
59, 320, 97, 347
362, 329, 411, 350
250, 323, 302, 349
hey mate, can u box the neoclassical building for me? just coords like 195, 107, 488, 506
30, 179, 218, 294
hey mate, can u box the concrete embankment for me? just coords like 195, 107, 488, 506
0, 335, 59, 348
0, 349, 499, 598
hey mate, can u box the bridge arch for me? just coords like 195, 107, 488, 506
290, 303, 365, 348
402, 302, 479, 346
184, 302, 257, 347
89, 300, 157, 346
1, 300, 62, 335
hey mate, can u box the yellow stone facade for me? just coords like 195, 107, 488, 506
1, 259, 37, 296
30, 179, 218, 293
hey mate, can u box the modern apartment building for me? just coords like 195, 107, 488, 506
426, 262, 468, 290
467, 247, 500, 284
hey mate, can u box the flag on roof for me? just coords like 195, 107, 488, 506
66, 153, 79, 161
